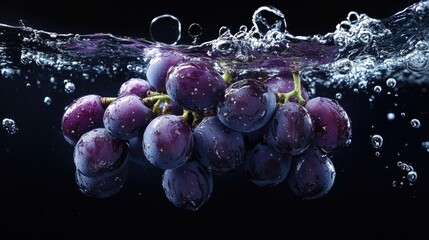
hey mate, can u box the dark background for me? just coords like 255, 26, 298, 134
1, 0, 428, 239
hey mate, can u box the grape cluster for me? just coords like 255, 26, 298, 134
61, 48, 352, 210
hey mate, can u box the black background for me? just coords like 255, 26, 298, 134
1, 0, 428, 239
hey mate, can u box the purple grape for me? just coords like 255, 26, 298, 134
264, 72, 310, 102
143, 114, 194, 170
242, 126, 266, 150
103, 94, 154, 140
127, 135, 160, 174
287, 147, 336, 200
162, 160, 213, 211
61, 94, 105, 146
166, 61, 227, 111
244, 143, 292, 187
117, 78, 154, 98
265, 101, 314, 156
74, 128, 129, 178
145, 50, 186, 92
193, 115, 245, 174
305, 97, 352, 152
75, 160, 130, 198
217, 78, 276, 133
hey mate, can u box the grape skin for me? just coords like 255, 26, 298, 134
193, 115, 245, 174
305, 97, 352, 152
217, 78, 276, 133
287, 147, 336, 200
61, 94, 105, 146
103, 94, 154, 140
73, 128, 129, 178
244, 143, 292, 187
117, 78, 154, 98
166, 61, 227, 111
265, 101, 314, 156
162, 160, 213, 211
142, 114, 194, 170
145, 50, 186, 92
75, 160, 130, 198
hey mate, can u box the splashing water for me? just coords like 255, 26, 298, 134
1, 2, 428, 193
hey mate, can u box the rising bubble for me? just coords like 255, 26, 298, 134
2, 118, 18, 134
150, 14, 181, 45
386, 78, 396, 88
410, 118, 421, 128
371, 134, 383, 149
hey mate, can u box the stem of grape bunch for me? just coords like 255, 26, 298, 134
276, 72, 306, 105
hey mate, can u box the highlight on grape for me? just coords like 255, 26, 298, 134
61, 48, 352, 211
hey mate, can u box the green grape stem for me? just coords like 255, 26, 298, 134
101, 97, 117, 107
276, 72, 306, 105
143, 93, 170, 114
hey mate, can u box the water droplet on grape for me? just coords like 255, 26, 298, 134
150, 14, 181, 45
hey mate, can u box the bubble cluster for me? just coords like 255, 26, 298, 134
2, 118, 18, 134
396, 161, 417, 183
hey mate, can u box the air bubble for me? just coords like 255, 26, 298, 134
252, 6, 287, 36
335, 93, 342, 100
335, 58, 352, 74
410, 118, 421, 128
415, 40, 428, 51
65, 82, 75, 93
2, 118, 18, 134
150, 14, 181, 45
386, 78, 396, 88
405, 50, 428, 72
188, 23, 202, 44
346, 11, 360, 24
407, 171, 417, 182
371, 134, 383, 149
44, 96, 52, 105
358, 30, 372, 44
373, 85, 382, 93
387, 112, 395, 121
